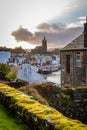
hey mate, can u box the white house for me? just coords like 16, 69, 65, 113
18, 62, 46, 84
0, 51, 11, 64
39, 55, 52, 66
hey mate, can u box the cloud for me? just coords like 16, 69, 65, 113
37, 23, 66, 32
11, 23, 83, 48
66, 16, 86, 28
37, 23, 50, 32
11, 26, 33, 42
78, 16, 86, 20
67, 22, 83, 28
35, 22, 83, 48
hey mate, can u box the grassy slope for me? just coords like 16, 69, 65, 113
0, 105, 26, 130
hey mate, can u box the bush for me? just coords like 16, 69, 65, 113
6, 72, 18, 80
0, 71, 6, 80
0, 63, 11, 80
0, 63, 11, 75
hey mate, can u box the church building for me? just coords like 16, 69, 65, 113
31, 37, 47, 54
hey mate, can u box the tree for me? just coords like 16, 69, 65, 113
11, 46, 26, 54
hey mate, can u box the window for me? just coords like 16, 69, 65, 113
76, 52, 80, 67
66, 55, 70, 73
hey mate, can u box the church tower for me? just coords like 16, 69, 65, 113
42, 37, 47, 53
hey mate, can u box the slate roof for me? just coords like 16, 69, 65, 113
35, 46, 41, 49
62, 33, 84, 51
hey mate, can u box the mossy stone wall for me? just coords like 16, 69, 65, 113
0, 84, 87, 130
33, 84, 87, 124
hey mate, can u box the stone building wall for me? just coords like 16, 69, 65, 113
61, 51, 72, 87
61, 50, 86, 87
73, 51, 85, 86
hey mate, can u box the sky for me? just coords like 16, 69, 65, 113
0, 0, 87, 49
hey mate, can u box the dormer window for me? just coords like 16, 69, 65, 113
76, 52, 80, 67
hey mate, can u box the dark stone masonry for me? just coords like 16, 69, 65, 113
33, 84, 87, 124
52, 87, 87, 124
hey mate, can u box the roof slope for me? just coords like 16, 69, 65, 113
62, 34, 84, 50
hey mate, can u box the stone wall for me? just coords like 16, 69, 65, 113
1, 84, 87, 130
51, 87, 87, 124
33, 84, 87, 124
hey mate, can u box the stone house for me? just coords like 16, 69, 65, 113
60, 19, 87, 87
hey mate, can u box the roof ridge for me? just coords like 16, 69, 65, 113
62, 33, 84, 50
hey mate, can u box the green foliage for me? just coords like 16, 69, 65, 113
0, 63, 11, 80
61, 94, 74, 107
0, 84, 87, 130
0, 104, 26, 130
11, 46, 25, 54
0, 46, 11, 51
6, 71, 18, 80
0, 63, 11, 75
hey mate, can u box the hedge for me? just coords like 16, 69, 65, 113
0, 83, 87, 130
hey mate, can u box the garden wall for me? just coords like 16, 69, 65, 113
0, 84, 87, 130
33, 84, 87, 124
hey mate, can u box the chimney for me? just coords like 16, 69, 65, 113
84, 16, 87, 48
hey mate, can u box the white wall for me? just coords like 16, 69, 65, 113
0, 51, 11, 64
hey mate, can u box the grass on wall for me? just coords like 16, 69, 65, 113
0, 104, 26, 130
0, 83, 87, 130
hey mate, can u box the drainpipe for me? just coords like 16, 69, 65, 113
72, 51, 74, 86
60, 52, 62, 87
86, 62, 87, 86
60, 51, 62, 88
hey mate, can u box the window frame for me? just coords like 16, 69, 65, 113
76, 52, 81, 67
66, 55, 70, 73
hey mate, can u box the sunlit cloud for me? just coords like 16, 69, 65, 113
0, 0, 87, 49
11, 23, 83, 48
37, 23, 50, 32
67, 22, 83, 28
11, 26, 33, 42
78, 16, 86, 20
37, 22, 66, 32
